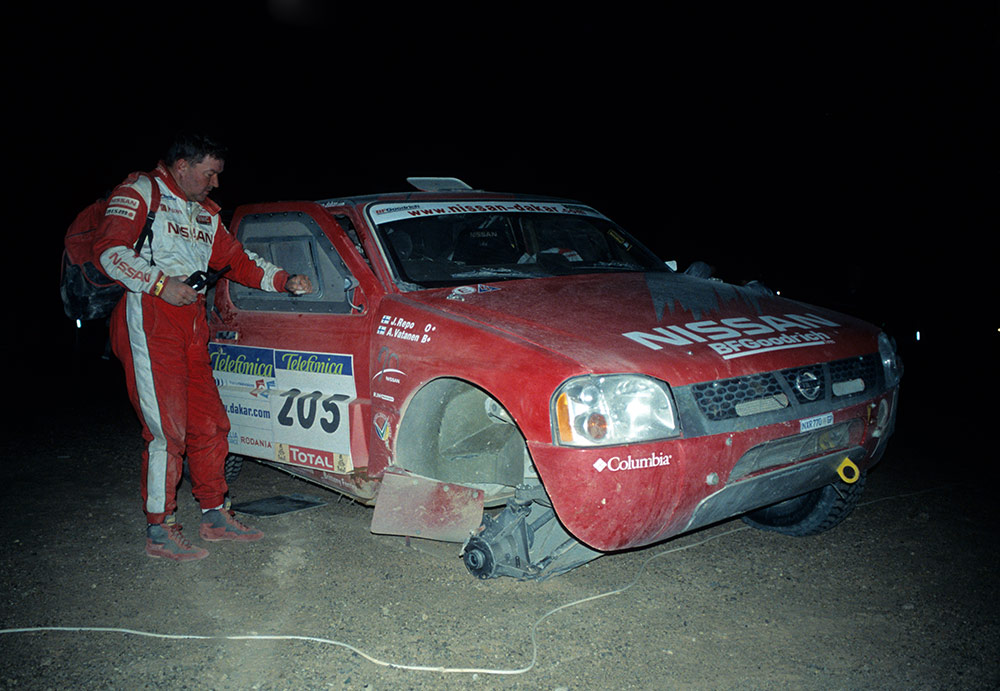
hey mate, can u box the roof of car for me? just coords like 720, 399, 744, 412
317, 177, 583, 208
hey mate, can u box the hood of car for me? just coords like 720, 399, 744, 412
412, 272, 879, 386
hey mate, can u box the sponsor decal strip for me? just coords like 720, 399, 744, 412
710, 332, 834, 359
369, 201, 606, 224
623, 313, 840, 360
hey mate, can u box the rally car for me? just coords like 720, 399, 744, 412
208, 177, 902, 580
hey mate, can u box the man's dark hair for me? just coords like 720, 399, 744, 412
164, 132, 228, 166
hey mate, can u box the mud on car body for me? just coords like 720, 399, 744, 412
208, 177, 902, 580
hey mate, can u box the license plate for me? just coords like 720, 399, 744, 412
799, 412, 834, 433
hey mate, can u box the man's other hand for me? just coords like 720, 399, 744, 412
286, 274, 314, 295
159, 276, 199, 306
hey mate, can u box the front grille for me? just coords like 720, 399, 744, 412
829, 354, 879, 397
692, 373, 787, 422
781, 364, 826, 404
690, 353, 882, 423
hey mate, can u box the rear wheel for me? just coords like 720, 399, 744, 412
742, 472, 866, 536
222, 454, 244, 483
182, 454, 244, 485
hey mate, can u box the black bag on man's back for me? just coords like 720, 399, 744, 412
60, 174, 157, 320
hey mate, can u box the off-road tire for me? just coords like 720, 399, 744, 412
742, 472, 866, 536
222, 454, 244, 483
182, 454, 245, 485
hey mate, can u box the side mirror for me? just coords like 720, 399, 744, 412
344, 276, 364, 312
684, 261, 714, 279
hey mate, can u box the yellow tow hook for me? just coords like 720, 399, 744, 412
836, 457, 861, 484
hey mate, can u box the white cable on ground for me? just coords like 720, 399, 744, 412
0, 483, 947, 677
0, 526, 746, 676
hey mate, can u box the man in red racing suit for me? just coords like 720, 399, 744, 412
94, 134, 313, 561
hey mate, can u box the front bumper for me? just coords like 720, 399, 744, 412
529, 387, 900, 551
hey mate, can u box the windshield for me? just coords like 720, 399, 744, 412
368, 200, 669, 289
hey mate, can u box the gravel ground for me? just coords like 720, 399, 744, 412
1, 355, 997, 690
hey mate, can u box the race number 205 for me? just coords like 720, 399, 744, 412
276, 389, 350, 433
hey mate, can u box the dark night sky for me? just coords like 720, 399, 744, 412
7, 2, 995, 399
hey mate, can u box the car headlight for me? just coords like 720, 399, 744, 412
553, 374, 680, 447
878, 332, 903, 388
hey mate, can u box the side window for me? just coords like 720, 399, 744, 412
230, 211, 354, 314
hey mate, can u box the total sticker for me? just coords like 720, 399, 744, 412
276, 442, 353, 474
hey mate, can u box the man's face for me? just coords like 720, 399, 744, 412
174, 155, 224, 202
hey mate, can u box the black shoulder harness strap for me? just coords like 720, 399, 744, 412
133, 174, 159, 266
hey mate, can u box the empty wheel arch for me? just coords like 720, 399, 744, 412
392, 378, 532, 504
390, 378, 603, 580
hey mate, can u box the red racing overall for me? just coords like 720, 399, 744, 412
94, 163, 290, 524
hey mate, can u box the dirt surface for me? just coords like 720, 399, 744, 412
2, 355, 997, 690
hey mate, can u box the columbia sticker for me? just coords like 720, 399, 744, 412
593, 452, 672, 472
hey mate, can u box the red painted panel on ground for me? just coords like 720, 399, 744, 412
370, 466, 485, 542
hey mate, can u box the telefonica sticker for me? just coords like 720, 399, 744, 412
276, 350, 352, 376
210, 344, 275, 377
593, 451, 672, 472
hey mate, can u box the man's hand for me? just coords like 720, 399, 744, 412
286, 274, 314, 295
158, 276, 199, 306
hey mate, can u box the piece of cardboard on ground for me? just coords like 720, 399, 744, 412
232, 493, 327, 516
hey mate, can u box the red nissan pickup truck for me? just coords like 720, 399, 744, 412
208, 177, 902, 580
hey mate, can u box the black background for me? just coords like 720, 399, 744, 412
6, 2, 995, 437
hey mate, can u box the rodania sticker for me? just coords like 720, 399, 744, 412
593, 451, 672, 473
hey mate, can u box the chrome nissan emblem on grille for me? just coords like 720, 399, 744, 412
794, 370, 822, 400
